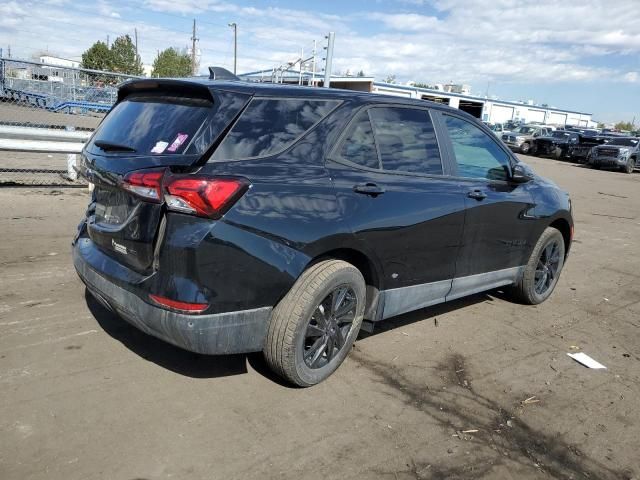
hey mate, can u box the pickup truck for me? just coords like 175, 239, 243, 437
502, 125, 553, 154
589, 137, 639, 173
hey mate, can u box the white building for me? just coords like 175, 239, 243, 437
238, 69, 595, 128
372, 82, 595, 127
37, 55, 81, 83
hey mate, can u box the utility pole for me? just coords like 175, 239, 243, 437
311, 40, 316, 86
323, 32, 335, 88
228, 22, 237, 75
106, 35, 109, 47
134, 28, 139, 73
7, 45, 10, 58
191, 19, 199, 75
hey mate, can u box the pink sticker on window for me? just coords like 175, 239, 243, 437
167, 133, 189, 153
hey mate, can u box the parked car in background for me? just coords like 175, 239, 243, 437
567, 134, 609, 163
502, 125, 553, 154
533, 130, 580, 158
589, 137, 639, 173
489, 123, 506, 136
73, 78, 573, 386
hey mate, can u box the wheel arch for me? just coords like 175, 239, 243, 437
549, 217, 572, 257
306, 247, 381, 290
304, 247, 384, 321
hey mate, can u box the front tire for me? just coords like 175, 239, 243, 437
511, 227, 565, 305
520, 142, 531, 154
264, 260, 365, 387
623, 157, 635, 174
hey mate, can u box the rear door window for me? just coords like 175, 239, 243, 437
212, 98, 340, 160
89, 94, 211, 155
369, 107, 442, 175
337, 110, 380, 169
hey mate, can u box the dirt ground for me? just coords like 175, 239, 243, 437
0, 156, 639, 480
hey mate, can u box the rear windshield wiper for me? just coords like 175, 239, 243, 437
93, 140, 137, 153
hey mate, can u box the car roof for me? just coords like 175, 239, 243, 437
119, 77, 476, 119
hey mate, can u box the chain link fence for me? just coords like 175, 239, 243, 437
0, 57, 141, 186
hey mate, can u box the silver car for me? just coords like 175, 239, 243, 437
502, 125, 553, 154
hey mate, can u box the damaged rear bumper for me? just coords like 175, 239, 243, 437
73, 243, 272, 355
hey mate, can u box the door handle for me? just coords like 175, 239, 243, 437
354, 183, 385, 196
467, 189, 487, 201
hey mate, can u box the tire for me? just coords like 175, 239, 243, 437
520, 142, 531, 154
624, 157, 635, 174
553, 148, 563, 160
592, 164, 601, 170
264, 260, 366, 387
510, 227, 565, 305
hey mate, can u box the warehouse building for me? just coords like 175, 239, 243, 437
239, 69, 595, 127
371, 82, 595, 127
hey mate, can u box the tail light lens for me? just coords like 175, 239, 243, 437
164, 176, 248, 218
122, 169, 165, 202
121, 168, 249, 218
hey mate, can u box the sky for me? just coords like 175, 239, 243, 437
0, 0, 638, 123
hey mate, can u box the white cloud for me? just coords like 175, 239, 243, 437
623, 72, 639, 83
0, 0, 639, 93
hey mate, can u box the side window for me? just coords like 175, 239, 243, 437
337, 110, 380, 169
443, 115, 511, 181
368, 107, 443, 175
212, 98, 339, 160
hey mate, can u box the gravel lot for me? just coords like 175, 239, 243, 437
0, 156, 638, 480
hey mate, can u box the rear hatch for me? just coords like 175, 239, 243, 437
78, 80, 251, 273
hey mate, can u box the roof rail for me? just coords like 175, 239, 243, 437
208, 67, 240, 81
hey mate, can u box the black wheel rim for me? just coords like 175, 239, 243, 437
534, 240, 561, 295
303, 285, 357, 369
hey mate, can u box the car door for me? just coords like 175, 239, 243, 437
326, 105, 466, 319
437, 113, 537, 300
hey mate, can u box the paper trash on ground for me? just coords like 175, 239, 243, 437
567, 352, 607, 369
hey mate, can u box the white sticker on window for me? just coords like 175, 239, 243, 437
151, 141, 169, 154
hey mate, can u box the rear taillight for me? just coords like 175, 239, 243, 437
164, 176, 248, 218
122, 168, 249, 218
122, 169, 164, 202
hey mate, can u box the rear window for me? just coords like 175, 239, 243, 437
212, 98, 339, 160
90, 94, 211, 155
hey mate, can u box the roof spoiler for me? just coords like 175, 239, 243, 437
208, 67, 240, 81
117, 79, 214, 103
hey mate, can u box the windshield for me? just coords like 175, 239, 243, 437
90, 94, 211, 155
515, 127, 535, 134
608, 138, 638, 147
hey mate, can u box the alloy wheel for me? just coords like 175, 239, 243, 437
534, 240, 561, 295
302, 285, 357, 369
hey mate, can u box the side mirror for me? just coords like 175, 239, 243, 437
511, 163, 532, 183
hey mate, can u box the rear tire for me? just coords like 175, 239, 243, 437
510, 227, 565, 305
264, 260, 365, 387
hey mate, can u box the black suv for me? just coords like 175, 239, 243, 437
73, 78, 573, 386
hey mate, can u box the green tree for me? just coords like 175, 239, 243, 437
614, 121, 634, 131
151, 48, 193, 78
81, 41, 113, 71
384, 74, 396, 84
110, 35, 143, 75
357, 70, 365, 77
